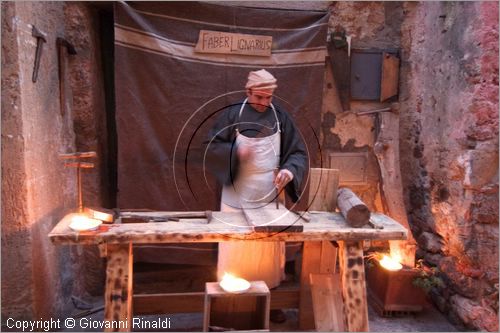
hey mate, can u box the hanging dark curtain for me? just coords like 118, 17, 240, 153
114, 2, 329, 210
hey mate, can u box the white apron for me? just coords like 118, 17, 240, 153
218, 99, 285, 288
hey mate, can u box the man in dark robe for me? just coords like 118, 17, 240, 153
205, 69, 307, 323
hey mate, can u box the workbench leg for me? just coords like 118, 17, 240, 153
299, 241, 338, 330
338, 241, 369, 332
103, 243, 133, 332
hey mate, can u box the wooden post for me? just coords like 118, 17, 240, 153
104, 243, 133, 332
374, 108, 416, 267
338, 241, 369, 332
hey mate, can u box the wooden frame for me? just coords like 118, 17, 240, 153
203, 281, 270, 331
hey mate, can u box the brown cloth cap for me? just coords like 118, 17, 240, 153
245, 69, 278, 90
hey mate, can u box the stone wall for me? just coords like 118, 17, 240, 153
64, 1, 109, 297
1, 1, 109, 321
399, 2, 498, 331
324, 1, 498, 330
1, 1, 76, 320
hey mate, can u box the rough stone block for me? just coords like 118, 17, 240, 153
418, 231, 442, 253
439, 257, 478, 299
450, 294, 499, 332
471, 192, 499, 224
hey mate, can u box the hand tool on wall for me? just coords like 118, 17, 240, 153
32, 25, 47, 83
60, 151, 97, 213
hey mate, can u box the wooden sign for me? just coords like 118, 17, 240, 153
195, 30, 272, 57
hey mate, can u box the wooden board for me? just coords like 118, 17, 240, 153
310, 273, 345, 332
299, 240, 338, 330
49, 212, 407, 245
195, 30, 272, 57
242, 207, 304, 233
308, 168, 340, 211
380, 52, 400, 102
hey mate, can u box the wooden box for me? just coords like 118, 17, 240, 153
366, 259, 427, 316
203, 281, 270, 332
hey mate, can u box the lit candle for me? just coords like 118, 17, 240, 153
379, 254, 403, 271
69, 214, 102, 231
219, 272, 250, 293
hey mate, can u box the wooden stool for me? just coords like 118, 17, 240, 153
203, 281, 270, 332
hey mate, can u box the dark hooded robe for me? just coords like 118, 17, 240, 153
205, 100, 308, 204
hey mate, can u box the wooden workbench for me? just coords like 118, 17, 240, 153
49, 211, 407, 332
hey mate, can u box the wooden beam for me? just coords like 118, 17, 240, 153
374, 110, 416, 267
338, 241, 369, 332
104, 243, 133, 332
49, 211, 407, 245
133, 288, 300, 315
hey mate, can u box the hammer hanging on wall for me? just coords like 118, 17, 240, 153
32, 25, 47, 83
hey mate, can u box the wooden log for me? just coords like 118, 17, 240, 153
337, 188, 371, 227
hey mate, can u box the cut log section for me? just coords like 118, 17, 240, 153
337, 188, 370, 228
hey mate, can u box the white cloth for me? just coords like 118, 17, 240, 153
218, 203, 285, 288
217, 99, 285, 288
245, 69, 278, 90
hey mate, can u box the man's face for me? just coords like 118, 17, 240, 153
247, 88, 274, 112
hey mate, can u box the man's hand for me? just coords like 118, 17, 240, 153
274, 169, 294, 191
237, 145, 253, 161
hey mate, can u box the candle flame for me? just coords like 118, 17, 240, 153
69, 214, 102, 231
219, 272, 250, 293
379, 254, 403, 271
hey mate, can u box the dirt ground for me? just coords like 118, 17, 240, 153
63, 296, 460, 332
